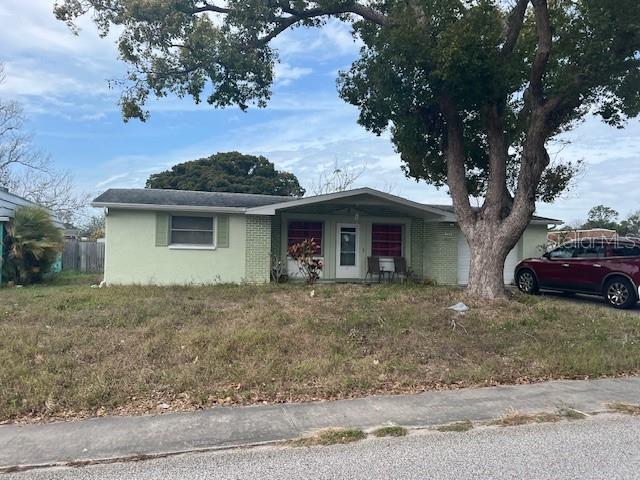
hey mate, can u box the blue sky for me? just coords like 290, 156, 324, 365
1, 0, 639, 225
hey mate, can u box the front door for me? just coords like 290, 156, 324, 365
336, 223, 359, 278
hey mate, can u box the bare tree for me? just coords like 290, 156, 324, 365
5, 167, 91, 224
0, 61, 89, 224
78, 213, 105, 240
310, 160, 366, 196
0, 65, 49, 179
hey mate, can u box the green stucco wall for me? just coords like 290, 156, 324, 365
104, 209, 247, 285
245, 215, 272, 283
522, 224, 549, 258
423, 222, 459, 285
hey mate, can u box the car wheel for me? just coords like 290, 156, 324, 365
604, 277, 637, 309
517, 269, 538, 294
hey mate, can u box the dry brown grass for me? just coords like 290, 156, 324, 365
289, 428, 366, 447
608, 403, 640, 416
436, 420, 474, 432
372, 425, 407, 437
490, 412, 563, 427
1, 273, 639, 423
490, 407, 587, 427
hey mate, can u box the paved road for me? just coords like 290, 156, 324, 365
8, 414, 639, 480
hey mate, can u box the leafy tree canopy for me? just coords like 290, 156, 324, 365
146, 151, 305, 196
579, 206, 640, 237
619, 211, 640, 238
55, 0, 640, 204
582, 205, 619, 231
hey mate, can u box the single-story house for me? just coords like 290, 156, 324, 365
92, 187, 561, 286
0, 187, 64, 285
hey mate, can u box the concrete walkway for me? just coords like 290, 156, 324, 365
1, 377, 639, 472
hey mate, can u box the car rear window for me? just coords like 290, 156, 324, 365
610, 244, 640, 257
573, 245, 605, 258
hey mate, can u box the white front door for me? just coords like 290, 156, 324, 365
336, 223, 359, 278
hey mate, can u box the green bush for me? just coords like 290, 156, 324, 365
4, 207, 63, 284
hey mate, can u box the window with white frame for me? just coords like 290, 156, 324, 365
171, 215, 215, 245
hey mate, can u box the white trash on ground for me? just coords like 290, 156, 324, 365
447, 302, 470, 313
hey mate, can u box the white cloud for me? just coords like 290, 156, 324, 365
274, 63, 313, 86
0, 59, 108, 97
272, 19, 362, 62
0, 1, 119, 59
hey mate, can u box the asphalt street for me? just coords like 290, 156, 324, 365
7, 414, 639, 480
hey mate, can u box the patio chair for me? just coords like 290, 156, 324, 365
392, 257, 409, 284
365, 256, 382, 283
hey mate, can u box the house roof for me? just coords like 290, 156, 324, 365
92, 188, 297, 213
0, 188, 64, 227
245, 187, 454, 219
92, 187, 562, 224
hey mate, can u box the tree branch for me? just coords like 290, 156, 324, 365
185, 2, 230, 14
483, 103, 511, 219
258, 2, 387, 45
349, 3, 388, 26
528, 0, 552, 105
501, 0, 530, 57
440, 94, 475, 228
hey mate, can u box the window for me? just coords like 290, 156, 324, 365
573, 243, 605, 258
171, 216, 215, 245
372, 224, 403, 257
610, 244, 640, 257
287, 221, 323, 254
548, 244, 575, 259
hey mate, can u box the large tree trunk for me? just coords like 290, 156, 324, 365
462, 216, 530, 299
466, 238, 510, 298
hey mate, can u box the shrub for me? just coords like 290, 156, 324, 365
287, 238, 323, 284
4, 206, 63, 284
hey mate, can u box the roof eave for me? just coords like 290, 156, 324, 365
92, 202, 247, 214
531, 218, 563, 225
245, 187, 454, 219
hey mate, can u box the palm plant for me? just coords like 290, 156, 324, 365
5, 207, 63, 284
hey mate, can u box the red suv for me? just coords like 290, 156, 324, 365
515, 238, 640, 309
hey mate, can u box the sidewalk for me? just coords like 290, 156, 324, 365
1, 377, 639, 471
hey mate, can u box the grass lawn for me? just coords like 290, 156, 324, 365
1, 273, 639, 423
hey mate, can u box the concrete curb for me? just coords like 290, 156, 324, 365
1, 377, 639, 472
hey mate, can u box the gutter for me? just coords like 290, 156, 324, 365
91, 202, 247, 214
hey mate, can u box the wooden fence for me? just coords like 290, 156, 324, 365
62, 240, 105, 273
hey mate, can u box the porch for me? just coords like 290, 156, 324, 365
257, 189, 452, 282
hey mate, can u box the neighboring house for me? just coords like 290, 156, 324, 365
63, 224, 82, 240
547, 228, 618, 247
0, 187, 64, 285
92, 187, 561, 286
